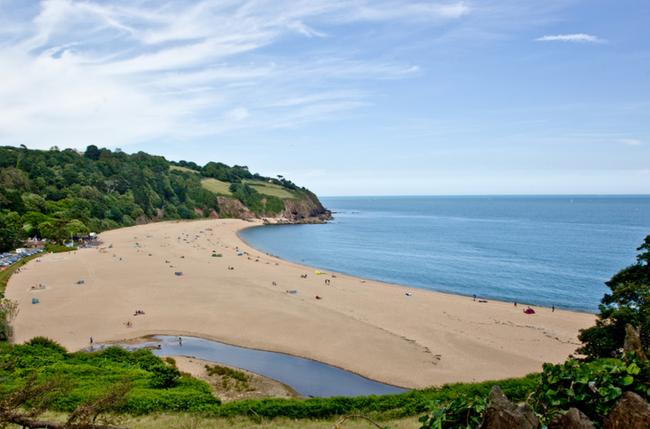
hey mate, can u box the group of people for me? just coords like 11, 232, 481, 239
468, 295, 557, 314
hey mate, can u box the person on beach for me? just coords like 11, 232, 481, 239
514, 301, 517, 307
89, 336, 93, 345
178, 336, 183, 346
552, 305, 555, 312
473, 294, 476, 301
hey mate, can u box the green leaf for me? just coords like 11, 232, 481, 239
622, 375, 634, 386
626, 362, 641, 375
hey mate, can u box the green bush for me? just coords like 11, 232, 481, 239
149, 364, 181, 388
211, 375, 539, 420
25, 336, 68, 354
0, 341, 220, 414
418, 395, 486, 429
533, 354, 650, 422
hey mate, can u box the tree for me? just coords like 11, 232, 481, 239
84, 145, 101, 161
64, 219, 89, 238
578, 235, 650, 359
0, 298, 19, 341
0, 211, 22, 252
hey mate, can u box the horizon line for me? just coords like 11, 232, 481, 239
320, 193, 650, 198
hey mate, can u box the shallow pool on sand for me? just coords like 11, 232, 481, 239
134, 335, 406, 397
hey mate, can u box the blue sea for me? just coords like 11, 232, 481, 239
240, 196, 650, 312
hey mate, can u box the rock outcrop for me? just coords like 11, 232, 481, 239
281, 194, 331, 223
603, 391, 650, 429
216, 197, 255, 220
479, 386, 540, 429
216, 191, 330, 224
548, 408, 595, 429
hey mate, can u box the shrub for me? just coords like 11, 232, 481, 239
418, 395, 486, 429
149, 365, 181, 389
0, 340, 219, 414
533, 353, 650, 423
25, 337, 67, 354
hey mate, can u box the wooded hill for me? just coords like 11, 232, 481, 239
0, 145, 329, 252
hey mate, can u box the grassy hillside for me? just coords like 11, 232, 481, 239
200, 178, 233, 196
0, 145, 328, 252
243, 180, 299, 199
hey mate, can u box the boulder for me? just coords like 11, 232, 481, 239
479, 386, 540, 429
604, 391, 650, 429
548, 408, 595, 429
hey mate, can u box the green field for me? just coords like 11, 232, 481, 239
201, 178, 233, 196
243, 180, 297, 199
201, 178, 298, 199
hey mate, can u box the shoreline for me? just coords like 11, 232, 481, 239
237, 222, 595, 315
7, 218, 596, 388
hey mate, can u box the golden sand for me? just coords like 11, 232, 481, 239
7, 219, 594, 388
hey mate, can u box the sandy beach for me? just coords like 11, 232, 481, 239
7, 219, 595, 388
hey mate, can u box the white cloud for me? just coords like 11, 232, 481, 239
225, 107, 250, 122
342, 1, 470, 21
1, 0, 466, 150
287, 20, 327, 38
619, 138, 643, 146
535, 33, 604, 43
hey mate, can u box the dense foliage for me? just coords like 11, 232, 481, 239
0, 145, 315, 252
418, 395, 486, 429
578, 235, 650, 358
534, 353, 650, 423
228, 183, 285, 215
210, 375, 538, 420
0, 336, 540, 420
418, 354, 650, 428
0, 338, 219, 414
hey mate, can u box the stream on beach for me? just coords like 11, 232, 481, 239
108, 335, 406, 397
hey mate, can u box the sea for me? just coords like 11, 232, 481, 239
240, 196, 650, 313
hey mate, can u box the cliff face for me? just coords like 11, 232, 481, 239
216, 192, 331, 224
216, 196, 255, 220
279, 192, 331, 223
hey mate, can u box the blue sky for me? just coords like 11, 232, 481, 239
0, 0, 648, 195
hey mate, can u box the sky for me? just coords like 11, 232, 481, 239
0, 0, 649, 196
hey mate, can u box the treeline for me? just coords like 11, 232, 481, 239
0, 145, 304, 252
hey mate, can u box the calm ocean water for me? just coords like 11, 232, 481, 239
240, 196, 650, 312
